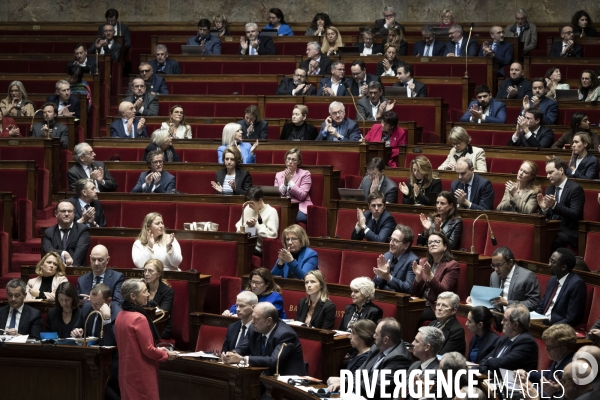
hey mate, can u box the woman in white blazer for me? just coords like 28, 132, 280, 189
26, 252, 68, 301
438, 126, 487, 172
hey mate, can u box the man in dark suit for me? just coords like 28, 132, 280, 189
138, 62, 168, 95
451, 157, 494, 210
223, 302, 306, 375
487, 247, 540, 311
537, 157, 585, 250
77, 244, 124, 305
46, 80, 81, 119
373, 6, 405, 36
430, 292, 466, 355
348, 60, 381, 97
131, 150, 176, 193
42, 200, 90, 267
275, 67, 316, 96
548, 26, 583, 58
222, 291, 258, 352
123, 78, 159, 116
519, 78, 558, 125
352, 191, 396, 243
69, 178, 106, 228
89, 24, 122, 62
299, 42, 332, 75
149, 45, 182, 74
357, 28, 383, 56
68, 43, 97, 74
373, 224, 419, 293
98, 8, 131, 50
29, 102, 69, 149
239, 22, 275, 55
496, 62, 532, 99
535, 248, 587, 327
479, 304, 538, 375
317, 61, 349, 96
413, 25, 448, 57
317, 101, 361, 141
478, 26, 513, 76
507, 108, 554, 148
72, 283, 121, 346
0, 279, 42, 340
406, 326, 443, 398
110, 101, 148, 138
460, 85, 506, 123
394, 63, 427, 97
446, 24, 478, 57
357, 82, 391, 121
187, 19, 222, 55
328, 318, 412, 399
358, 157, 399, 203
68, 142, 118, 192
523, 323, 575, 398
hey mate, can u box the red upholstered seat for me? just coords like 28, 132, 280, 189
375, 300, 397, 319
344, 175, 363, 189
535, 336, 551, 371
95, 147, 141, 162
179, 149, 218, 163
586, 286, 600, 330
339, 251, 378, 285
404, 153, 448, 169
584, 232, 600, 271
491, 132, 514, 146
460, 219, 487, 254
264, 102, 296, 119
584, 190, 600, 221
121, 202, 177, 229
334, 209, 357, 240
168, 280, 190, 347
191, 241, 238, 314
93, 237, 136, 268
307, 205, 328, 237
261, 238, 280, 270
316, 151, 360, 177
390, 213, 422, 242
490, 182, 505, 208
195, 324, 228, 352
484, 221, 534, 261
456, 262, 469, 302
173, 171, 213, 194
489, 159, 522, 174
467, 131, 494, 146
299, 337, 323, 379
101, 201, 122, 227
314, 248, 343, 284
220, 276, 242, 313
455, 315, 471, 357
281, 289, 306, 321
174, 203, 232, 230
536, 274, 551, 298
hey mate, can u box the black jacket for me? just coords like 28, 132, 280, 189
68, 196, 107, 227
295, 298, 336, 329
339, 302, 383, 331
215, 168, 252, 195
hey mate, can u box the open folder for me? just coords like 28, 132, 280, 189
469, 285, 502, 308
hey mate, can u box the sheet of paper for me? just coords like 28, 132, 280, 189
2, 334, 29, 343
183, 351, 220, 359
333, 330, 351, 336
469, 285, 502, 308
245, 227, 256, 236
529, 311, 547, 320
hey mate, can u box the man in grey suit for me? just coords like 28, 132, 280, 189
373, 224, 419, 293
124, 78, 159, 116
327, 318, 412, 400
187, 19, 222, 55
407, 326, 444, 399
358, 157, 399, 203
29, 102, 69, 149
356, 82, 393, 121
468, 246, 540, 311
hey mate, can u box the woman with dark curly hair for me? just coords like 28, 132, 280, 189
305, 13, 332, 37
572, 10, 597, 37
552, 112, 600, 150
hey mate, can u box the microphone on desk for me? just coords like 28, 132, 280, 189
464, 22, 474, 79
274, 343, 288, 379
343, 80, 367, 137
471, 214, 497, 253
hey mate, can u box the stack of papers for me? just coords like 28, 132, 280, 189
469, 286, 502, 308
0, 334, 29, 343
182, 351, 220, 359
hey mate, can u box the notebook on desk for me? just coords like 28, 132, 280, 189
338, 188, 366, 201
259, 186, 282, 196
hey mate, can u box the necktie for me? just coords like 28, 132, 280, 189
391, 257, 398, 265
500, 279, 506, 297
371, 352, 386, 371
84, 204, 90, 211
518, 27, 524, 41
236, 325, 247, 347
425, 45, 430, 56
94, 275, 102, 288
90, 314, 99, 337
456, 43, 460, 55
544, 282, 559, 314
8, 309, 17, 329
464, 183, 470, 201
554, 187, 561, 204
497, 341, 510, 357
261, 335, 267, 356
61, 228, 70, 250
62, 102, 69, 107
492, 43, 497, 52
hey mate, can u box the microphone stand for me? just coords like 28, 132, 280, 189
470, 214, 497, 253
464, 23, 474, 79
274, 343, 288, 379
344, 80, 367, 139
239, 201, 252, 233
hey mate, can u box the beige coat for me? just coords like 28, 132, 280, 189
438, 145, 487, 172
25, 275, 69, 301
496, 187, 540, 214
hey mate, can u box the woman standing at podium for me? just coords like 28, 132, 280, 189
115, 279, 178, 400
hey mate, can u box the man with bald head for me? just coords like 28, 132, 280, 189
222, 302, 306, 376
562, 360, 599, 399
124, 77, 159, 116
548, 26, 583, 58
479, 26, 513, 76
574, 346, 600, 391
77, 245, 124, 304
110, 101, 148, 138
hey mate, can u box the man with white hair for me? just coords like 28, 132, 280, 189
148, 44, 182, 74
110, 101, 148, 138
317, 101, 360, 141
299, 42, 332, 75
124, 77, 159, 116
46, 79, 81, 119
504, 9, 537, 55
373, 224, 418, 294
430, 292, 465, 355
374, 6, 405, 36
239, 22, 275, 55
222, 291, 258, 352
68, 142, 118, 192
408, 326, 444, 390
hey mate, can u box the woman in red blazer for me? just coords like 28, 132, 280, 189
0, 109, 20, 137
364, 110, 406, 167
412, 231, 460, 324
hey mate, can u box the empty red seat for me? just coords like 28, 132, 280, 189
584, 232, 600, 272
484, 221, 534, 261
314, 248, 343, 284
195, 324, 228, 352
339, 250, 378, 285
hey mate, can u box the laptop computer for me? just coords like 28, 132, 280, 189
555, 89, 580, 102
181, 45, 205, 55
385, 86, 408, 97
259, 186, 282, 196
260, 29, 278, 36
338, 46, 361, 55
338, 188, 367, 202
431, 27, 450, 37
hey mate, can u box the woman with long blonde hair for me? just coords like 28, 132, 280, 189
497, 160, 541, 213
400, 156, 442, 205
295, 270, 336, 329
322, 26, 343, 56
132, 212, 182, 270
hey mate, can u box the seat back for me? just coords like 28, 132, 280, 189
584, 232, 600, 272
339, 251, 379, 285
168, 280, 190, 346
195, 324, 228, 352
299, 338, 323, 379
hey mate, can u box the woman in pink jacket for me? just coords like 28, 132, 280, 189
274, 148, 313, 223
364, 110, 406, 167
